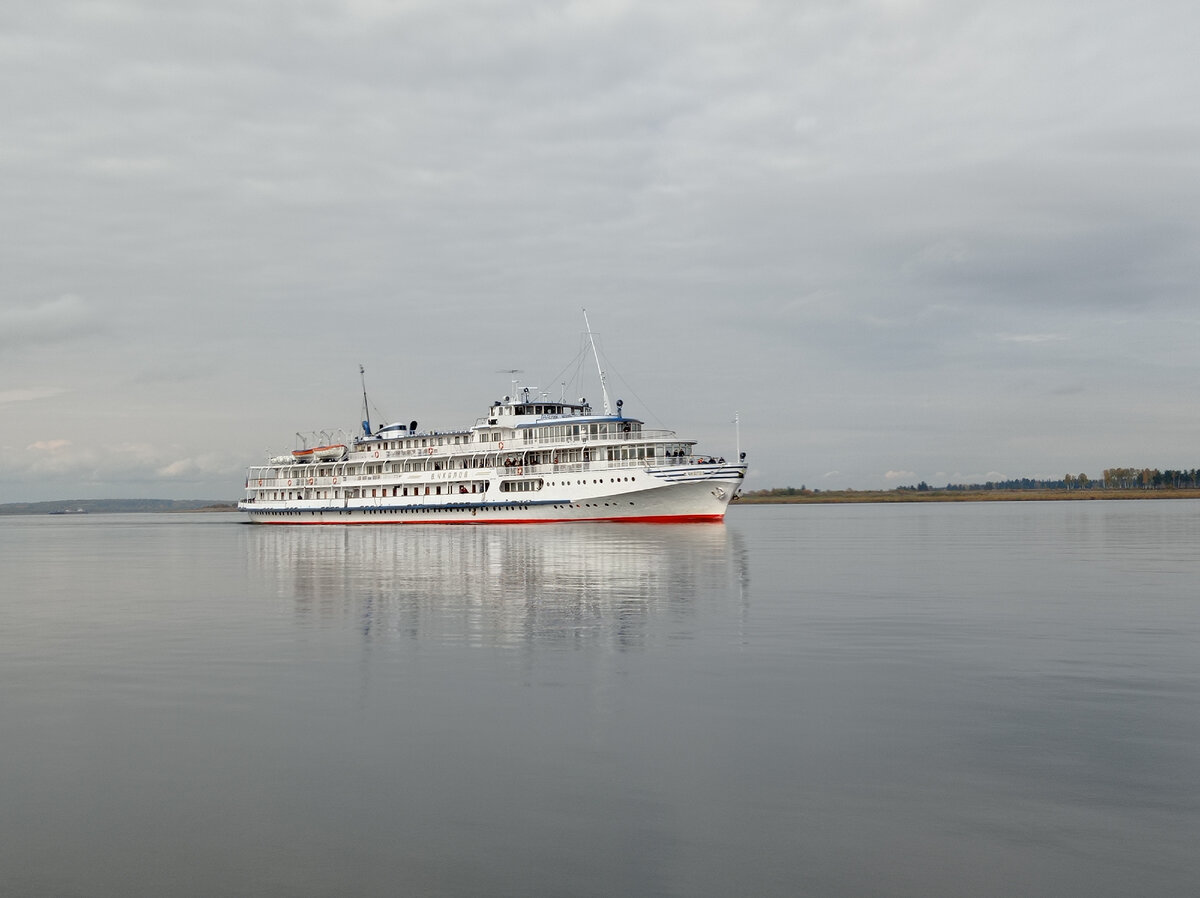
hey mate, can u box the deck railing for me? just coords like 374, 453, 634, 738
245, 452, 734, 490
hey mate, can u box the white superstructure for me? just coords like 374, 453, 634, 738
238, 326, 746, 525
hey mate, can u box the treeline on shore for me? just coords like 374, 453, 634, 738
926, 468, 1200, 491
742, 468, 1200, 503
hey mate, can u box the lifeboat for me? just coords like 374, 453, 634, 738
292, 444, 347, 462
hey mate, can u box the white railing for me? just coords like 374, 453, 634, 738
245, 451, 731, 490
518, 428, 678, 447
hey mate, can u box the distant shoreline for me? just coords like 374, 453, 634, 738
737, 488, 1200, 504
0, 500, 237, 516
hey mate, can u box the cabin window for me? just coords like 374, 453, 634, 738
500, 479, 543, 492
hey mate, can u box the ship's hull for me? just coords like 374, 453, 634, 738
239, 467, 743, 525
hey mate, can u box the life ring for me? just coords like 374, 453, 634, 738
308, 478, 314, 485
257, 480, 262, 486
427, 447, 434, 455
517, 466, 523, 474
498, 441, 504, 450
374, 451, 379, 458
333, 477, 338, 484
287, 480, 292, 486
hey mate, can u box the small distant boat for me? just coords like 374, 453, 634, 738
49, 507, 87, 515
292, 444, 348, 462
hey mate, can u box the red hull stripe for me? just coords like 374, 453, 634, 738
251, 514, 725, 525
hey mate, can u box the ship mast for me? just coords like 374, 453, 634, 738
360, 364, 371, 436
582, 308, 612, 416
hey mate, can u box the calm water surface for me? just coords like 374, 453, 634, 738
2, 502, 1198, 896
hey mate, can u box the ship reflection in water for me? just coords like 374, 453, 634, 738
247, 523, 749, 649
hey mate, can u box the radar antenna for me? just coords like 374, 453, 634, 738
497, 369, 524, 395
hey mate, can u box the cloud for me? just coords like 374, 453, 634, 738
13, 438, 240, 492
997, 332, 1068, 344
156, 456, 232, 478
3, 0, 1200, 500
0, 387, 68, 405
945, 471, 1010, 484
902, 237, 971, 278
885, 470, 917, 480
0, 296, 98, 349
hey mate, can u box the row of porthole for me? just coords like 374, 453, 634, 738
546, 477, 637, 486
553, 501, 637, 509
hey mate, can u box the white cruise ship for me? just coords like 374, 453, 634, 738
239, 323, 746, 524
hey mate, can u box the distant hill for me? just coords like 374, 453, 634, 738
0, 499, 238, 516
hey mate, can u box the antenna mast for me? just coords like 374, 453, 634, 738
582, 308, 612, 415
360, 365, 371, 436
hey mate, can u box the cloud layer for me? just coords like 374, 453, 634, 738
2, 0, 1199, 500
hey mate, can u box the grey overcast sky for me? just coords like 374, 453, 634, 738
3, 0, 1199, 502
